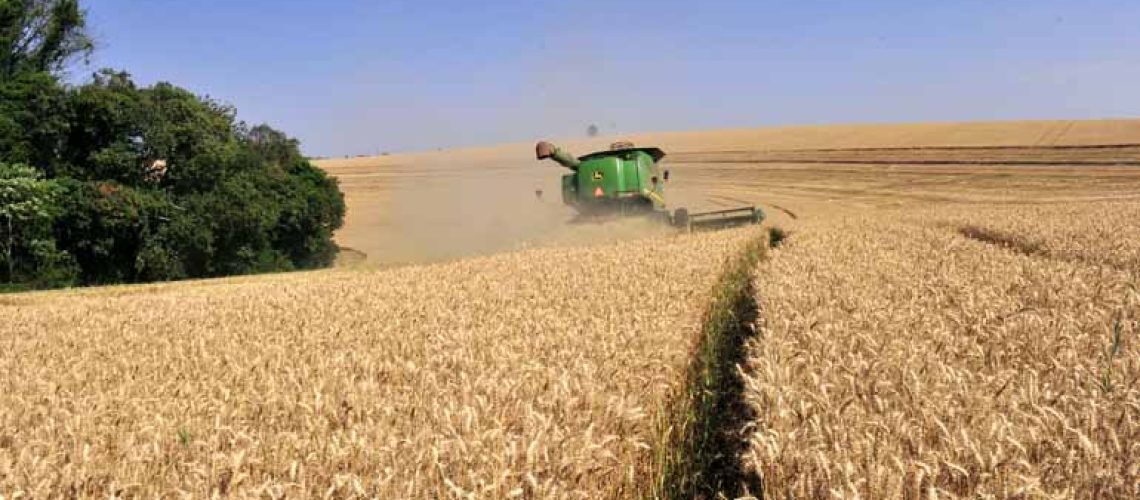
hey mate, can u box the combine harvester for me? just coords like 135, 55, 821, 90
535, 140, 764, 231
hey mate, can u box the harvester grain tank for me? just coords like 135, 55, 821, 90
535, 140, 764, 230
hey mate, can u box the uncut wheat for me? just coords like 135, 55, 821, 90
742, 209, 1139, 499
926, 201, 1140, 272
0, 227, 761, 498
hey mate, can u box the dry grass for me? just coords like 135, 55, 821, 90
742, 206, 1140, 499
0, 227, 761, 498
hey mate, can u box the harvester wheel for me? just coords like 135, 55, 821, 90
673, 208, 691, 232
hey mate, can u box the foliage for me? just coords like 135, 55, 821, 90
0, 162, 76, 286
0, 4, 344, 290
0, 0, 93, 78
0, 70, 69, 170
30, 73, 345, 288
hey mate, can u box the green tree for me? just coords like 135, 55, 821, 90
241, 123, 345, 269
0, 0, 89, 176
0, 0, 93, 78
0, 70, 69, 170
52, 178, 177, 284
0, 2, 346, 290
60, 70, 240, 190
47, 73, 345, 285
0, 162, 75, 286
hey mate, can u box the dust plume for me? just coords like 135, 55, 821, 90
328, 143, 671, 265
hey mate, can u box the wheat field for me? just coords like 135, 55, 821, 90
317, 119, 1140, 265
4, 119, 1140, 498
0, 227, 763, 497
742, 204, 1139, 499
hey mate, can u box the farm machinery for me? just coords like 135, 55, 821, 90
535, 140, 764, 231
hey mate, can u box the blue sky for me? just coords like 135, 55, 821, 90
78, 0, 1140, 156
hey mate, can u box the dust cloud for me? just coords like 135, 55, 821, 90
330, 144, 673, 266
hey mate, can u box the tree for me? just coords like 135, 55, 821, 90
0, 70, 69, 170
52, 178, 182, 284
47, 74, 345, 285
0, 162, 74, 286
0, 0, 93, 79
587, 124, 599, 137
0, 2, 346, 290
0, 0, 85, 174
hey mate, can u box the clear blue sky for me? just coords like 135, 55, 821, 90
78, 0, 1140, 156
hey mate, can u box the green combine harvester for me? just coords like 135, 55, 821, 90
535, 140, 764, 231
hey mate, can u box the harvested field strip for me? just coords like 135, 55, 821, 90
627, 120, 1140, 152
685, 159, 1140, 167
670, 146, 1140, 166
648, 234, 767, 499
1, 228, 759, 498
742, 212, 1140, 499
1034, 120, 1075, 146
761, 143, 1140, 152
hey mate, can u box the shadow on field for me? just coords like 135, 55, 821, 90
958, 225, 1044, 258
957, 224, 1137, 274
700, 269, 766, 499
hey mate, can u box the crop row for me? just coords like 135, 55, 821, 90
742, 207, 1139, 498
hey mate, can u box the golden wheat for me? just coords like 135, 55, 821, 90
0, 227, 761, 498
742, 207, 1139, 499
926, 201, 1140, 272
7, 120, 1140, 499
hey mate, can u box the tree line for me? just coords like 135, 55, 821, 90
1, 0, 345, 291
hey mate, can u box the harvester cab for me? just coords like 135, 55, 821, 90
535, 140, 764, 231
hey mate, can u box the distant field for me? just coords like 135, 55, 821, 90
317, 119, 1140, 265
618, 119, 1140, 152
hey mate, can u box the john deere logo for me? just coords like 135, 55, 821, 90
592, 171, 603, 180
